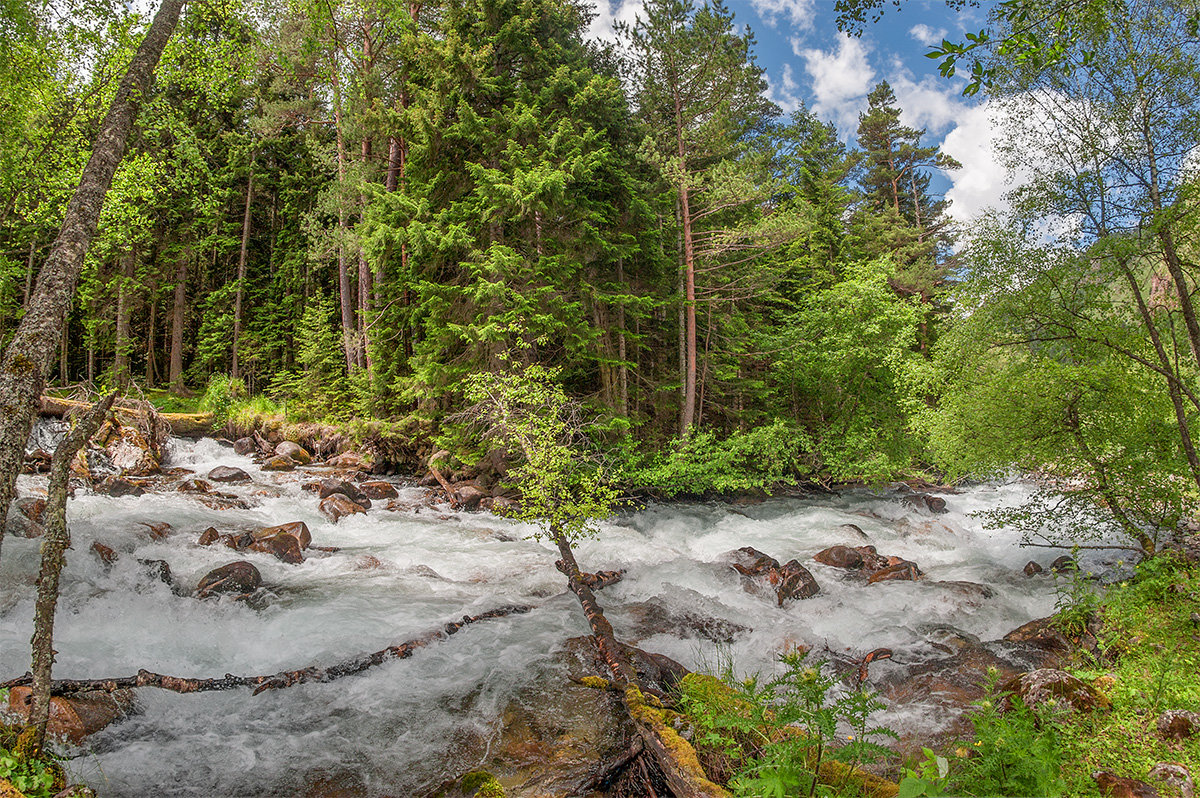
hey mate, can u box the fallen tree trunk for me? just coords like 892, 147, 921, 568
1, 605, 529, 698
552, 528, 731, 798
39, 396, 213, 437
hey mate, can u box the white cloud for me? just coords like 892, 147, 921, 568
765, 63, 803, 115
908, 23, 947, 47
889, 69, 962, 136
586, 0, 644, 43
797, 34, 875, 138
941, 102, 1014, 225
749, 0, 815, 30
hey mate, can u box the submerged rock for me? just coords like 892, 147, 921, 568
254, 521, 311, 550
723, 546, 780, 577
772, 559, 820, 604
197, 561, 262, 597
813, 545, 865, 569
94, 476, 144, 497
867, 560, 922, 584
249, 533, 304, 564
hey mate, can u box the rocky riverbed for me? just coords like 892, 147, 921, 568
0, 423, 1120, 796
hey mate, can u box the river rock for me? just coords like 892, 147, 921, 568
1148, 763, 1193, 798
7, 686, 136, 744
837, 522, 870, 541
1051, 555, 1078, 572
5, 504, 44, 538
453, 483, 487, 511
197, 493, 251, 511
326, 451, 363, 469
318, 477, 363, 503
1157, 710, 1200, 741
813, 545, 864, 569
197, 561, 262, 597
208, 465, 251, 484
103, 422, 159, 476
868, 560, 922, 584
138, 558, 173, 584
262, 455, 297, 471
772, 559, 820, 604
320, 493, 366, 523
934, 580, 996, 601
249, 533, 304, 564
253, 521, 311, 550
94, 476, 144, 497
233, 436, 257, 456
275, 441, 312, 465
490, 496, 518, 513
91, 541, 118, 566
1024, 560, 1044, 576
563, 635, 690, 695
1000, 668, 1110, 713
1094, 771, 1160, 798
138, 521, 172, 540
16, 496, 46, 524
625, 600, 750, 644
197, 527, 220, 546
723, 546, 780, 577
177, 478, 212, 493
358, 480, 398, 500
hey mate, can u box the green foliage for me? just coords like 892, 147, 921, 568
198, 374, 246, 425
897, 749, 949, 797
630, 420, 813, 497
1051, 560, 1102, 638
681, 651, 896, 797
950, 687, 1065, 797
462, 362, 619, 542
0, 719, 64, 798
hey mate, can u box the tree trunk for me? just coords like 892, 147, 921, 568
169, 247, 188, 392
0, 0, 183, 559
358, 137, 372, 376
144, 278, 157, 387
331, 68, 357, 372
232, 169, 253, 381
676, 96, 697, 437
113, 248, 136, 388
22, 239, 36, 309
616, 259, 629, 418
14, 394, 116, 760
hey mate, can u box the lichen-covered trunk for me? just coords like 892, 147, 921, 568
0, 0, 183, 561
17, 393, 115, 758
551, 526, 730, 798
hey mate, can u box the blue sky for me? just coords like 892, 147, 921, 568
587, 0, 1011, 226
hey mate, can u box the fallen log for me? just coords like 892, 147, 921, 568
1, 605, 529, 697
39, 396, 213, 437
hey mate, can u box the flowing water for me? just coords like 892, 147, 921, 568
0, 436, 1092, 796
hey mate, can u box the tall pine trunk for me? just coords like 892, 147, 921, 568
169, 248, 188, 392
232, 169, 253, 381
0, 0, 183, 558
113, 248, 135, 387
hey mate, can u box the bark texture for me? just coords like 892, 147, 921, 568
0, 0, 184, 561
17, 393, 116, 758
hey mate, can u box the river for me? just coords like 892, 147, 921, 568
0, 435, 1071, 796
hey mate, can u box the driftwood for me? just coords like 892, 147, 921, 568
1, 605, 529, 698
39, 395, 213, 437
426, 450, 458, 508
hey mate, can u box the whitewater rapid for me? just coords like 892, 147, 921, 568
0, 437, 1077, 796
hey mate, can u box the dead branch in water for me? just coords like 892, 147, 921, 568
1, 605, 529, 697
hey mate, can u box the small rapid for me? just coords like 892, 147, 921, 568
0, 437, 1077, 796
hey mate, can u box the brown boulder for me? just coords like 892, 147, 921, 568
813, 545, 864, 569
249, 533, 304, 564
1050, 555, 1078, 573
7, 686, 135, 744
139, 521, 172, 540
1147, 763, 1193, 798
95, 476, 144, 497
1001, 668, 1110, 713
772, 559, 820, 604
104, 422, 159, 476
358, 480, 398, 500
326, 451, 363, 469
1094, 771, 1159, 798
453, 483, 488, 511
16, 497, 46, 523
837, 522, 870, 541
1157, 710, 1200, 741
724, 546, 780, 577
253, 521, 312, 549
320, 493, 366, 523
233, 436, 257, 456
275, 441, 312, 465
197, 527, 220, 546
262, 455, 296, 472
1024, 560, 1044, 576
868, 560, 922, 584
177, 478, 212, 493
318, 477, 363, 503
208, 465, 251, 484
197, 561, 262, 597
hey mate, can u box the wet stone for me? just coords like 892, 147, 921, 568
868, 560, 922, 584
95, 476, 144, 497
138, 558, 173, 584
772, 559, 820, 604
197, 527, 220, 546
197, 561, 262, 597
320, 493, 366, 523
262, 455, 297, 472
358, 480, 398, 500
208, 465, 251, 484
233, 436, 257, 456
275, 440, 312, 464
1024, 560, 1044, 576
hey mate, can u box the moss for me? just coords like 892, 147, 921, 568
458, 771, 505, 797
624, 684, 732, 797
577, 676, 610, 690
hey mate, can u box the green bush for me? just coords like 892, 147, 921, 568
198, 374, 246, 425
950, 685, 1065, 797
